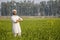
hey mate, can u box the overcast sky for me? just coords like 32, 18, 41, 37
0, 0, 49, 3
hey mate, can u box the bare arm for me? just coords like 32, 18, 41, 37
19, 17, 23, 22
14, 20, 19, 23
14, 18, 23, 23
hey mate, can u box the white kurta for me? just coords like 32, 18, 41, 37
11, 15, 23, 34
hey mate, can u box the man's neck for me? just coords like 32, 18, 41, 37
14, 15, 16, 16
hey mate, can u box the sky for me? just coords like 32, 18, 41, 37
0, 0, 49, 3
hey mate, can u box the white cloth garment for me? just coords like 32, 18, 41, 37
11, 15, 23, 34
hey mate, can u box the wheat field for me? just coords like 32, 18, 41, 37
0, 18, 60, 40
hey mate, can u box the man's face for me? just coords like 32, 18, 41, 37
13, 11, 16, 15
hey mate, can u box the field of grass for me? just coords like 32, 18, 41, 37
0, 18, 60, 40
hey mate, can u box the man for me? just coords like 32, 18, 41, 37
11, 9, 23, 37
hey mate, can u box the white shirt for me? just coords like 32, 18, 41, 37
11, 15, 23, 33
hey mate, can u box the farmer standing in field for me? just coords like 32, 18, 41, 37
11, 9, 23, 37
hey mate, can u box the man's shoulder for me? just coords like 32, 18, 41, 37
16, 15, 20, 17
16, 15, 19, 16
11, 15, 13, 17
11, 15, 14, 18
11, 15, 20, 18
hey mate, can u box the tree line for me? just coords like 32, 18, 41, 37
1, 0, 60, 17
